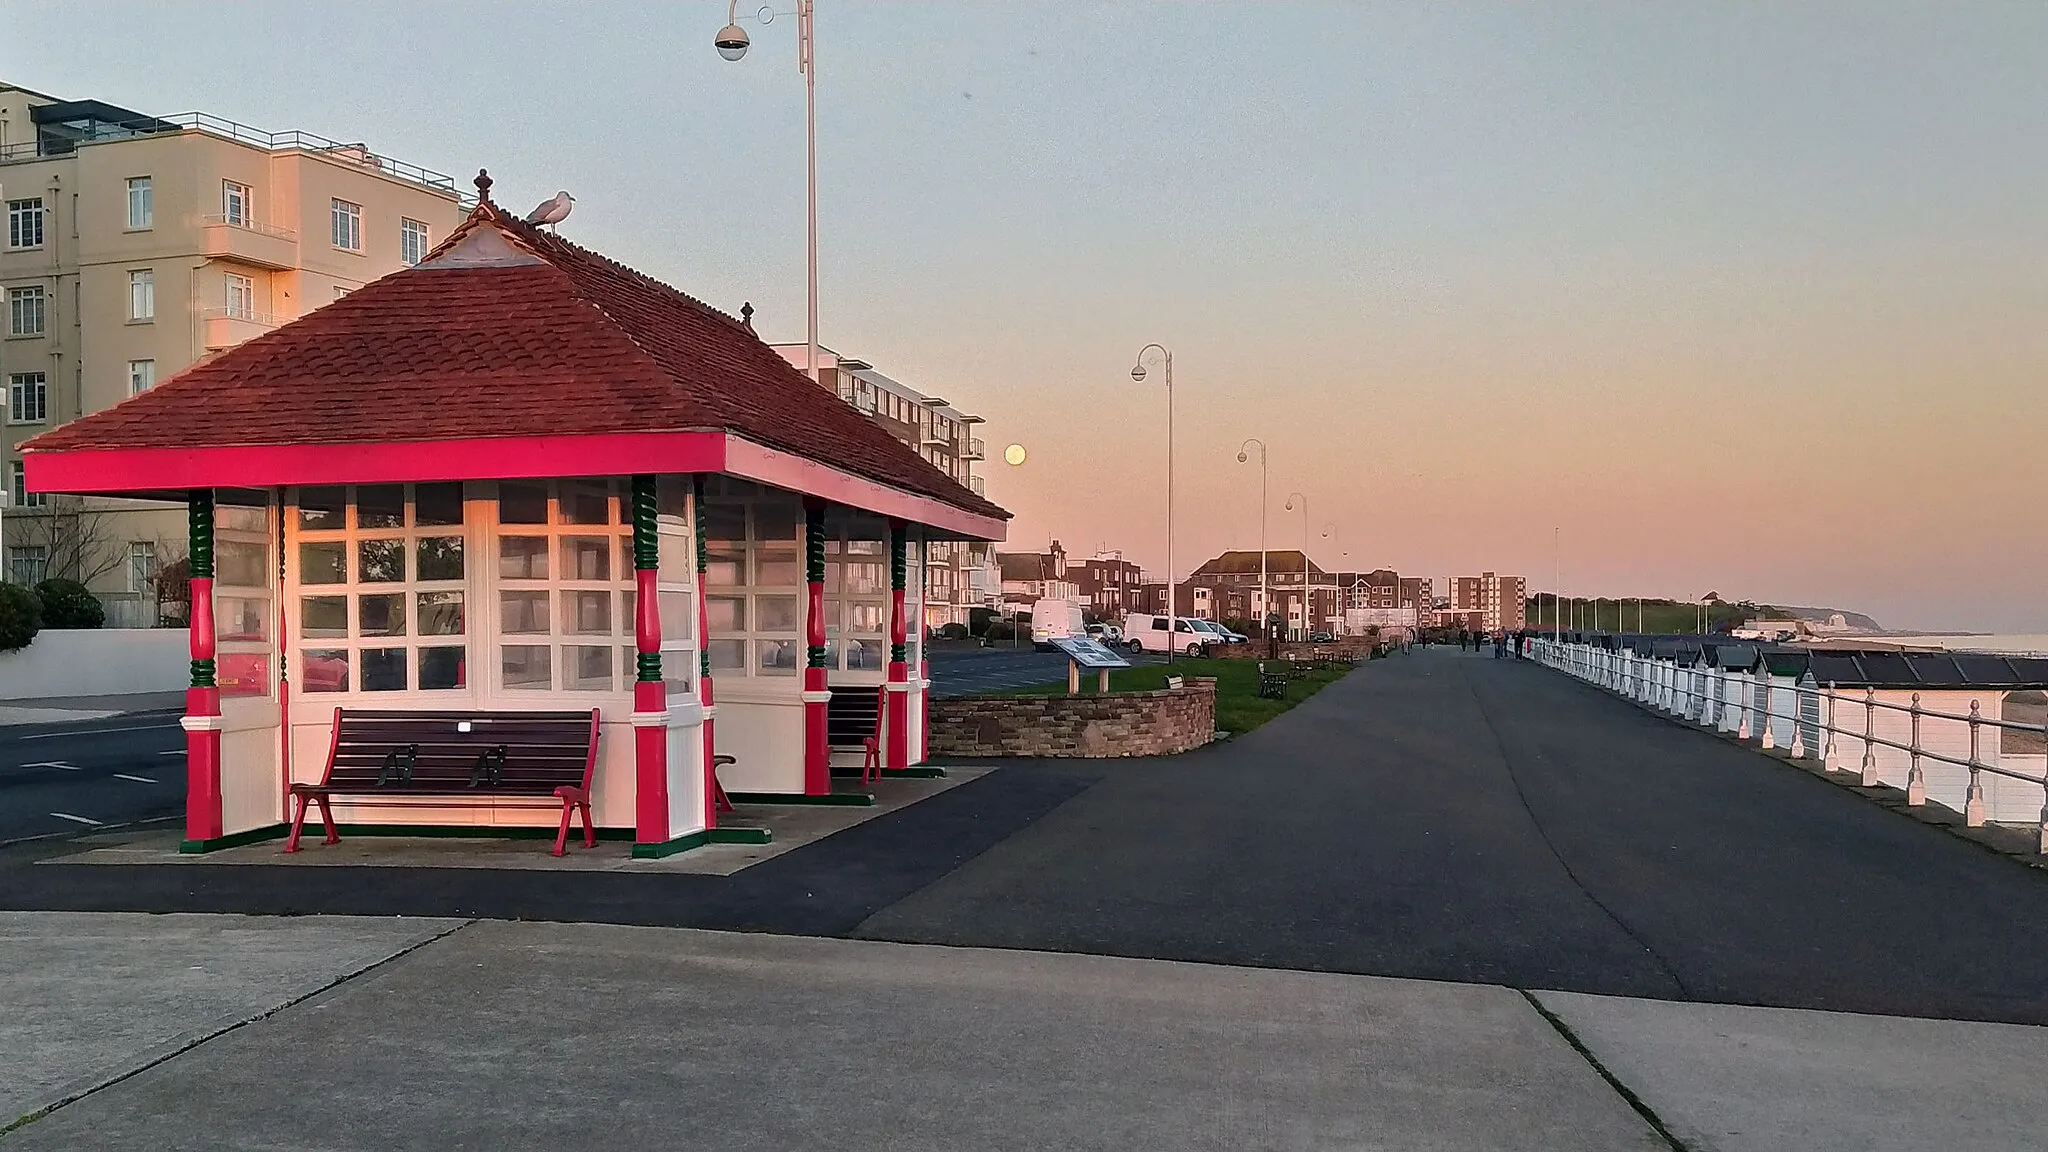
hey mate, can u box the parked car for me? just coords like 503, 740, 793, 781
1030, 598, 1088, 650
1086, 623, 1126, 647
1309, 631, 1335, 643
1194, 620, 1248, 644
1122, 613, 1213, 656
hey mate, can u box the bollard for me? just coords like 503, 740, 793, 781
1860, 688, 1879, 786
1964, 699, 1987, 827
1905, 693, 1925, 806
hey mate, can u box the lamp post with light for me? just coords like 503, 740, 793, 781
1284, 492, 1307, 640
1237, 438, 1267, 641
715, 1, 819, 383
1131, 345, 1176, 658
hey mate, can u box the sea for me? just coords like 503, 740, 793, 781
1854, 634, 2048, 657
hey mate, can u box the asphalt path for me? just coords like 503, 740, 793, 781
0, 712, 186, 845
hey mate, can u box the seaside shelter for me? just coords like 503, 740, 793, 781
21, 171, 1009, 856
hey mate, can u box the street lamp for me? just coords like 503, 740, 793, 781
1284, 492, 1307, 640
1236, 438, 1268, 643
1131, 344, 1175, 658
716, 0, 819, 384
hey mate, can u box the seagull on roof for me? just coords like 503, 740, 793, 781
525, 191, 574, 231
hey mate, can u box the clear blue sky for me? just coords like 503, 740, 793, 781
7, 2, 2045, 629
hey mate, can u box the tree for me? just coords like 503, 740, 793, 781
152, 555, 192, 628
10, 503, 129, 587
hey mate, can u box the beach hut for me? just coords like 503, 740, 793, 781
21, 173, 1009, 856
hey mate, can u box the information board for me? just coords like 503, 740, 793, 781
1051, 635, 1132, 670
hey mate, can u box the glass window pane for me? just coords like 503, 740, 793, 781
702, 502, 746, 544
756, 555, 802, 586
218, 596, 269, 642
501, 644, 551, 689
756, 595, 798, 632
217, 541, 269, 588
499, 591, 549, 634
658, 591, 693, 640
419, 646, 465, 690
561, 536, 610, 581
561, 480, 611, 525
707, 638, 746, 670
357, 593, 406, 637
755, 506, 799, 541
301, 596, 347, 639
360, 648, 407, 691
218, 506, 268, 534
561, 590, 612, 635
415, 482, 464, 526
357, 539, 404, 583
847, 602, 885, 633
846, 638, 885, 671
499, 481, 548, 525
499, 536, 548, 579
357, 484, 405, 529
299, 541, 346, 585
703, 546, 743, 587
757, 639, 800, 675
564, 645, 613, 691
219, 653, 270, 698
655, 475, 687, 519
298, 486, 345, 531
418, 591, 464, 636
416, 537, 464, 581
705, 595, 744, 632
622, 588, 637, 633
844, 562, 885, 594
824, 637, 841, 669
302, 649, 349, 693
657, 531, 691, 579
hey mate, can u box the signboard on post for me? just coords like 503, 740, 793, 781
1051, 635, 1131, 695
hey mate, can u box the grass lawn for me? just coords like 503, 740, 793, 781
1002, 656, 1353, 737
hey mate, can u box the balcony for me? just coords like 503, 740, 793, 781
969, 475, 986, 497
962, 436, 985, 460
200, 214, 299, 270
921, 428, 951, 447
201, 306, 282, 351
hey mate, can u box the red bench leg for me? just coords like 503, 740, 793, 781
286, 793, 311, 853
317, 796, 338, 845
579, 798, 595, 849
553, 793, 575, 857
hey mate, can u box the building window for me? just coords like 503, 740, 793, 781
7, 545, 48, 586
8, 286, 46, 336
128, 543, 158, 593
225, 273, 255, 320
8, 373, 46, 424
221, 181, 250, 226
128, 359, 155, 396
8, 461, 41, 508
128, 269, 154, 321
6, 199, 44, 249
295, 482, 472, 694
492, 479, 641, 692
330, 199, 361, 251
127, 177, 153, 229
333, 284, 351, 300
401, 218, 429, 266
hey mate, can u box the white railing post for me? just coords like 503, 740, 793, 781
2038, 719, 2048, 853
1964, 699, 1987, 827
1823, 684, 1838, 768
1905, 693, 1925, 806
1860, 688, 1879, 786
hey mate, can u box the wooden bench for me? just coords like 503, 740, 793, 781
288, 708, 600, 857
1257, 662, 1289, 699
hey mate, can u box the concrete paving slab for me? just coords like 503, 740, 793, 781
7, 923, 1667, 1151
1535, 989, 2048, 1151
0, 912, 463, 1131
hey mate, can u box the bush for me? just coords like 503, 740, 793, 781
0, 583, 43, 651
984, 621, 1016, 642
35, 578, 105, 629
940, 622, 970, 640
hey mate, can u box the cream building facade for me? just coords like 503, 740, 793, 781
0, 82, 467, 622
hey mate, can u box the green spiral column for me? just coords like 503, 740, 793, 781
805, 503, 828, 671
187, 490, 216, 689
630, 474, 661, 684
695, 477, 711, 680
889, 522, 908, 664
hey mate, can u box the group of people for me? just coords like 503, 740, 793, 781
1457, 629, 1531, 659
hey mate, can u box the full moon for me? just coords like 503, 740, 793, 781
1003, 444, 1027, 466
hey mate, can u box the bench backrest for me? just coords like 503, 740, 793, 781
320, 709, 599, 796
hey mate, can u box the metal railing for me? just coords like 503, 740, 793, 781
963, 436, 985, 459
198, 213, 298, 242
198, 304, 282, 327
1531, 639, 2048, 852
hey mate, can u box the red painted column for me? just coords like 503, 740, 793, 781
885, 520, 909, 771
695, 477, 717, 829
802, 499, 830, 794
629, 475, 670, 846
183, 490, 223, 848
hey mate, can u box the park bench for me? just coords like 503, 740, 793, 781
1257, 662, 1289, 699
288, 708, 600, 856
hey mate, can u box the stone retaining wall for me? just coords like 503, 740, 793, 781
1210, 641, 1374, 662
927, 678, 1217, 758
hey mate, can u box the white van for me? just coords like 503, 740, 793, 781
1030, 598, 1088, 649
1122, 613, 1214, 656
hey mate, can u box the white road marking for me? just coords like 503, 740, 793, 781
48, 812, 103, 826
113, 773, 156, 784
157, 749, 187, 756
21, 723, 179, 740
21, 761, 79, 771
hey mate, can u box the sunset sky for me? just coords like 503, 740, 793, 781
7, 2, 2044, 630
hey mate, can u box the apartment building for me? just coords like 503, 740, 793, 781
0, 82, 468, 621
772, 342, 992, 630
1070, 550, 1146, 620
1447, 571, 1527, 632
995, 540, 1079, 606
1184, 549, 1340, 638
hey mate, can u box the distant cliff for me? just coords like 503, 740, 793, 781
1773, 605, 1883, 631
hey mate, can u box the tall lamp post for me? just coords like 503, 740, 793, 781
1131, 345, 1175, 658
716, 0, 819, 383
1237, 438, 1267, 640
1284, 492, 1307, 640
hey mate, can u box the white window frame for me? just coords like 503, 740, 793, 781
330, 198, 362, 251
221, 181, 250, 227
8, 461, 43, 509
127, 359, 155, 396
400, 218, 429, 266
8, 372, 47, 425
128, 269, 154, 322
488, 479, 638, 695
8, 286, 46, 336
128, 542, 158, 593
213, 501, 278, 699
225, 273, 255, 320
7, 545, 48, 586
127, 177, 153, 229
6, 199, 44, 250
699, 480, 806, 681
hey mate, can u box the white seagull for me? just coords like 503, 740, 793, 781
525, 191, 575, 231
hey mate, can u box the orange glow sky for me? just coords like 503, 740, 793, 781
10, 2, 2046, 629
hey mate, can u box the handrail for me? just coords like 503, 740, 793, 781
198, 213, 298, 242
1529, 638, 2048, 851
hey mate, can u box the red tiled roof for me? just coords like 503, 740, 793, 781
25, 199, 1007, 523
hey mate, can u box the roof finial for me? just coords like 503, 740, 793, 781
740, 301, 755, 331
474, 168, 494, 204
